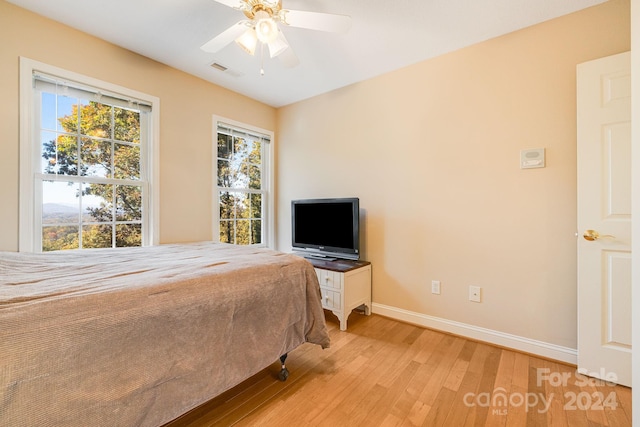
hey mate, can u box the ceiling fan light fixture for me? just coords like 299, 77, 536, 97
205, 0, 352, 71
267, 30, 289, 58
235, 27, 258, 55
254, 10, 278, 43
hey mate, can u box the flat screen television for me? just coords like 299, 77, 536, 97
291, 197, 360, 261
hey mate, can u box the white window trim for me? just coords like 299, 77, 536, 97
19, 57, 161, 252
212, 115, 275, 249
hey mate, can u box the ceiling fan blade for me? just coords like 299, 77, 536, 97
211, 0, 244, 9
277, 46, 299, 68
281, 9, 351, 33
200, 21, 250, 53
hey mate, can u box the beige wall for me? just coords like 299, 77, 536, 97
0, 0, 276, 251
276, 0, 630, 348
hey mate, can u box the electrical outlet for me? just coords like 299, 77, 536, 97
431, 280, 441, 295
469, 285, 481, 302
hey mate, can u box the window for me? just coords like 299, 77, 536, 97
214, 118, 274, 247
19, 58, 160, 252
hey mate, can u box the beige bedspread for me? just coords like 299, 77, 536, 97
0, 242, 329, 426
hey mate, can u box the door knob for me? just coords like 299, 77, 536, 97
583, 229, 614, 241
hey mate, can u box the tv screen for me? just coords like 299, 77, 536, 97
291, 198, 359, 260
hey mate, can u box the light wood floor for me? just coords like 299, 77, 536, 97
166, 311, 632, 426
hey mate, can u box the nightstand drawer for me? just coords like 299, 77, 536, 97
320, 287, 341, 310
316, 268, 342, 290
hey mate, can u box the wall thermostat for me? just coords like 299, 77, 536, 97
520, 148, 545, 169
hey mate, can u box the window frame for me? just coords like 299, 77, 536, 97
19, 57, 160, 252
212, 116, 275, 249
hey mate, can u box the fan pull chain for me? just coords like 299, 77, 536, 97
260, 42, 265, 76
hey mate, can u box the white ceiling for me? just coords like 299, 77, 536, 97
7, 0, 606, 107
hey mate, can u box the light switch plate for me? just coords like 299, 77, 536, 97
520, 148, 545, 169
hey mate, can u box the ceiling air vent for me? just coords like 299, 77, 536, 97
210, 62, 227, 71
210, 62, 243, 78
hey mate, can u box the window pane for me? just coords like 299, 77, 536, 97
42, 133, 78, 176
233, 165, 249, 189
236, 193, 250, 219
233, 137, 249, 161
56, 95, 79, 133
248, 140, 261, 164
80, 137, 111, 178
82, 183, 113, 222
251, 220, 262, 244
219, 220, 233, 243
235, 219, 250, 245
218, 134, 232, 159
42, 181, 80, 224
248, 164, 261, 190
82, 224, 112, 248
40, 131, 58, 174
116, 224, 142, 247
218, 159, 231, 187
250, 193, 262, 219
41, 92, 57, 131
80, 101, 112, 139
42, 226, 79, 252
114, 143, 140, 180
116, 185, 142, 221
57, 134, 79, 176
232, 163, 249, 189
114, 107, 140, 143
219, 192, 234, 219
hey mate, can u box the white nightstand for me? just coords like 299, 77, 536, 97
307, 258, 372, 331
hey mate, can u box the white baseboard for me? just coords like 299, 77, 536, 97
371, 303, 577, 365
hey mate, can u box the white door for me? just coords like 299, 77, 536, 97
577, 51, 631, 387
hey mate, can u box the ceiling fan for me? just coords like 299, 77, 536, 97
201, 0, 351, 71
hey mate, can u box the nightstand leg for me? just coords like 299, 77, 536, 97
333, 311, 347, 331
364, 303, 371, 316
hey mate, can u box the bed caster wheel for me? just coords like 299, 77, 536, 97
278, 367, 289, 381
278, 353, 289, 381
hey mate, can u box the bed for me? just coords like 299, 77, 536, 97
0, 242, 330, 426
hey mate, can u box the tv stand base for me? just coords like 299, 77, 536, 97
305, 254, 337, 261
